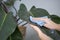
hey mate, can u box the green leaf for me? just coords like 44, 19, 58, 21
18, 4, 30, 22
0, 7, 6, 28
30, 8, 50, 17
7, 27, 23, 40
50, 15, 60, 24
0, 6, 17, 40
30, 6, 36, 11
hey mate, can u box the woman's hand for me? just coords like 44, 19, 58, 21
30, 24, 53, 40
32, 18, 60, 31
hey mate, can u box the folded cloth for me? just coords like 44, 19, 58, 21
30, 16, 48, 26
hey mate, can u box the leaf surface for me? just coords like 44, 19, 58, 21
0, 6, 17, 40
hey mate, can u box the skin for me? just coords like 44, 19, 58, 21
30, 18, 60, 40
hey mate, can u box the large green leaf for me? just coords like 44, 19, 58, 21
18, 4, 30, 22
7, 27, 23, 40
0, 7, 6, 28
30, 7, 50, 17
0, 6, 17, 40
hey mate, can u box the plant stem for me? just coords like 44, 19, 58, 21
1, 2, 9, 13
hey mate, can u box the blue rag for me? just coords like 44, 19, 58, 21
30, 16, 48, 26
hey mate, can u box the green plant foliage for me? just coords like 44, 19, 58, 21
30, 8, 49, 17
0, 6, 17, 40
4, 0, 16, 6
18, 3, 30, 22
0, 7, 6, 28
30, 6, 36, 11
7, 27, 23, 40
50, 15, 60, 24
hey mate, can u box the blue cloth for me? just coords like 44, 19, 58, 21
30, 16, 48, 26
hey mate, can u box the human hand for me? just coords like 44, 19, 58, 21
32, 18, 58, 30
30, 24, 42, 33
30, 24, 53, 40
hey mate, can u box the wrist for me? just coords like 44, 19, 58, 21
37, 30, 53, 40
36, 29, 43, 35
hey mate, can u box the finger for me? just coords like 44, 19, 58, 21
30, 24, 41, 31
44, 24, 49, 28
32, 18, 48, 22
